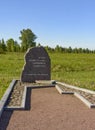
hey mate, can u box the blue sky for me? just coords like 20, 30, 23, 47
0, 0, 95, 49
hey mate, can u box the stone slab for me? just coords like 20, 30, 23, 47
57, 82, 95, 94
4, 80, 55, 111
0, 80, 17, 118
21, 46, 51, 82
55, 85, 63, 94
2, 80, 95, 116
57, 82, 95, 108
74, 92, 95, 108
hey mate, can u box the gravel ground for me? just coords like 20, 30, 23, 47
6, 81, 24, 107
58, 84, 95, 104
0, 87, 95, 130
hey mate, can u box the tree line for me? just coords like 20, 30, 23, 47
0, 28, 95, 54
45, 45, 95, 53
0, 28, 37, 53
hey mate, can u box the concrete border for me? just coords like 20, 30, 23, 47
74, 93, 95, 108
21, 85, 27, 109
5, 85, 28, 110
4, 80, 55, 111
1, 80, 95, 118
5, 83, 55, 110
0, 79, 17, 117
55, 85, 74, 94
57, 82, 95, 108
36, 80, 55, 84
55, 85, 63, 94
31, 85, 55, 89
74, 92, 92, 108
57, 82, 95, 94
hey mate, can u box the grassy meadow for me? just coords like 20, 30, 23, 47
0, 52, 95, 99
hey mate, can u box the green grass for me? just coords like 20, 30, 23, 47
0, 52, 95, 99
0, 52, 24, 99
51, 53, 95, 90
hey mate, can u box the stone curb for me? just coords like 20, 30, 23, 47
74, 92, 95, 108
5, 85, 28, 110
56, 85, 74, 94
4, 80, 55, 111
30, 85, 55, 89
57, 82, 95, 108
57, 82, 95, 94
55, 85, 63, 94
74, 92, 92, 108
0, 79, 17, 118
36, 80, 55, 84
21, 85, 27, 109
3, 80, 95, 114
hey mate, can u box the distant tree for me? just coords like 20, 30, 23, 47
78, 48, 83, 53
82, 48, 86, 53
37, 43, 41, 47
59, 46, 63, 52
68, 46, 72, 53
85, 48, 90, 53
0, 39, 7, 53
93, 50, 95, 53
19, 28, 37, 51
1, 39, 6, 51
45, 45, 54, 53
6, 38, 15, 52
62, 47, 68, 53
0, 40, 3, 53
14, 41, 21, 52
73, 48, 79, 53
55, 45, 63, 52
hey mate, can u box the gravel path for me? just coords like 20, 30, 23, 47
0, 87, 95, 130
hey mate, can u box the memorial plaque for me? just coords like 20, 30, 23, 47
21, 46, 51, 82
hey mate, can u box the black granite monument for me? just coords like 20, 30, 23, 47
21, 46, 51, 82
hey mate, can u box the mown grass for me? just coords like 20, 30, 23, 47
0, 52, 95, 99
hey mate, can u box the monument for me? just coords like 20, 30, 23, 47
21, 46, 51, 82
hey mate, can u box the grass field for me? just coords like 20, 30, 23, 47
0, 52, 95, 99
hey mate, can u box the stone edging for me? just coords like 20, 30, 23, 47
74, 92, 92, 108
1, 80, 95, 119
55, 85, 74, 94
0, 79, 17, 118
55, 85, 63, 94
21, 86, 27, 109
5, 85, 27, 110
57, 82, 95, 94
4, 80, 55, 111
56, 82, 95, 108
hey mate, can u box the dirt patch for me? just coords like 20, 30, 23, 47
0, 87, 95, 130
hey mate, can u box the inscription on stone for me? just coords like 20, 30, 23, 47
21, 46, 51, 82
